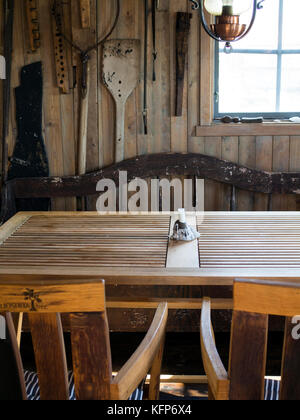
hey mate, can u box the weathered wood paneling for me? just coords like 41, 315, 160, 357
1, 0, 299, 212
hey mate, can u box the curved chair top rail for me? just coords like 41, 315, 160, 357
7, 153, 300, 198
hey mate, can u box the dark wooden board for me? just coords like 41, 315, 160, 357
8, 62, 50, 212
175, 13, 192, 117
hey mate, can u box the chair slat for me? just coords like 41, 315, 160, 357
229, 311, 268, 400
0, 281, 106, 313
70, 312, 112, 400
28, 313, 69, 400
280, 317, 300, 400
233, 280, 300, 317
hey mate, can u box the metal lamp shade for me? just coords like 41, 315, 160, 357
200, 0, 259, 44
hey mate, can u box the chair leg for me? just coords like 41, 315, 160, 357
208, 384, 215, 401
11, 313, 23, 348
148, 337, 165, 400
143, 383, 150, 400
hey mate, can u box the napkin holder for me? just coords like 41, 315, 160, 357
170, 220, 200, 242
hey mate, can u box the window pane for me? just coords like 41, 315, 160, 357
218, 53, 277, 113
282, 0, 300, 50
231, 0, 279, 50
280, 55, 300, 112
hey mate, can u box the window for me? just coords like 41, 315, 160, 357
214, 0, 300, 120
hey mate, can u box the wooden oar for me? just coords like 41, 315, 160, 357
175, 12, 192, 117
78, 56, 90, 176
103, 39, 141, 163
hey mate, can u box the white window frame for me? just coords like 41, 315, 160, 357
215, 0, 300, 120
196, 4, 300, 138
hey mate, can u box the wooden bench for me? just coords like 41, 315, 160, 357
3, 152, 300, 219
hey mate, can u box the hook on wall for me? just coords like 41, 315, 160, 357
188, 0, 199, 10
189, 0, 266, 12
257, 0, 266, 9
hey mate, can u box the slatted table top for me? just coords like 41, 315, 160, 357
198, 213, 300, 269
1, 211, 300, 286
0, 214, 170, 268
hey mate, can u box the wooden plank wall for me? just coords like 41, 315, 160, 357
1, 0, 300, 211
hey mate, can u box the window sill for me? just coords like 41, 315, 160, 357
195, 121, 300, 137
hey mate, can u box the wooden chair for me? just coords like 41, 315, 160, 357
200, 278, 300, 400
0, 278, 168, 400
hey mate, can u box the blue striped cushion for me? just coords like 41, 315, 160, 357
128, 386, 144, 401
24, 371, 76, 401
264, 378, 280, 401
25, 371, 279, 400
24, 371, 143, 401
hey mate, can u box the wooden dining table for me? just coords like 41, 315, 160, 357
1, 211, 300, 317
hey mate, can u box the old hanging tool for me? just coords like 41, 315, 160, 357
79, 0, 91, 29
52, 0, 120, 177
143, 0, 149, 135
152, 0, 157, 82
25, 0, 40, 52
219, 116, 264, 124
51, 0, 70, 94
8, 62, 50, 212
175, 12, 192, 117
78, 52, 90, 176
0, 0, 14, 224
1, 0, 14, 191
141, 0, 158, 136
103, 39, 141, 163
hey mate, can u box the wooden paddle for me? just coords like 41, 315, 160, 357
175, 12, 192, 117
103, 39, 141, 163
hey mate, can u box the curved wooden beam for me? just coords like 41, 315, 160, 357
7, 153, 300, 198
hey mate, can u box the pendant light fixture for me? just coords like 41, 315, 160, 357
189, 0, 265, 51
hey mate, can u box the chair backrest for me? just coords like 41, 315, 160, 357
229, 279, 300, 400
0, 279, 113, 400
